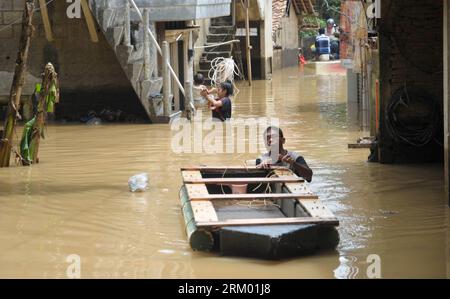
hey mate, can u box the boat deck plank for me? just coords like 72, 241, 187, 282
182, 170, 219, 223
184, 177, 305, 184
273, 169, 336, 219
190, 193, 319, 201
197, 217, 339, 228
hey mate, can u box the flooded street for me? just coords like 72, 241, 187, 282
0, 67, 449, 278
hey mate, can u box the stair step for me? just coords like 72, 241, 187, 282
105, 26, 124, 48
141, 77, 163, 101
200, 61, 213, 70
207, 34, 233, 43
203, 43, 233, 52
101, 8, 114, 32
126, 62, 144, 86
197, 69, 211, 77
115, 45, 133, 67
209, 26, 235, 35
211, 16, 233, 26
202, 51, 231, 61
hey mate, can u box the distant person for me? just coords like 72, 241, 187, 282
256, 126, 313, 182
330, 32, 340, 60
201, 81, 233, 121
326, 18, 336, 37
315, 28, 331, 61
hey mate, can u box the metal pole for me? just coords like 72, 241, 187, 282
124, 1, 131, 46
162, 41, 172, 116
143, 8, 151, 80
244, 0, 252, 86
232, 0, 236, 27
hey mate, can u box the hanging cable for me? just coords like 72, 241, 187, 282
385, 85, 440, 147
208, 57, 242, 97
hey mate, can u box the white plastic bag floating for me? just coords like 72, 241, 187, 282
128, 173, 149, 192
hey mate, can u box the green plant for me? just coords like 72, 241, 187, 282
317, 0, 342, 25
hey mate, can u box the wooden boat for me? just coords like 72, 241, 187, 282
179, 166, 340, 259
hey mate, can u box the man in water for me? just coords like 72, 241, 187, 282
326, 18, 336, 37
201, 81, 233, 121
256, 126, 313, 182
315, 28, 331, 61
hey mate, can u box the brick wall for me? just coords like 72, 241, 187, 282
378, 0, 443, 163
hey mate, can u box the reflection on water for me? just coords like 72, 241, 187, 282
0, 67, 449, 278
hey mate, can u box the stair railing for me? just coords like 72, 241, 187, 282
126, 0, 196, 114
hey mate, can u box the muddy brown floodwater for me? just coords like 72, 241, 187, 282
0, 67, 449, 278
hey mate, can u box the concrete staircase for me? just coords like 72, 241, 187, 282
198, 16, 235, 86
88, 1, 166, 123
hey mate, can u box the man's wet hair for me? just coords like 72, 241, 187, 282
194, 73, 204, 85
220, 82, 233, 96
319, 28, 325, 35
264, 126, 284, 139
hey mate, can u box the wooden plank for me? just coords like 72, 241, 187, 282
80, 0, 99, 43
307, 0, 315, 14
38, 0, 53, 41
299, 200, 336, 218
348, 143, 373, 149
283, 181, 335, 218
244, 0, 252, 86
190, 201, 219, 223
291, 0, 301, 15
197, 217, 339, 228
181, 166, 290, 171
182, 170, 203, 181
184, 177, 304, 184
190, 193, 319, 201
299, 0, 308, 14
273, 169, 336, 218
184, 180, 219, 223
186, 183, 209, 198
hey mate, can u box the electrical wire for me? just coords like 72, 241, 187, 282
385, 84, 440, 147
208, 57, 242, 98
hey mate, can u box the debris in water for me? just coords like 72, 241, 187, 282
128, 173, 149, 192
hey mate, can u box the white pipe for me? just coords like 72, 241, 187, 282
162, 41, 172, 116
194, 39, 240, 49
127, 0, 186, 98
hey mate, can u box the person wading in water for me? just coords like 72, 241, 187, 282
201, 81, 233, 122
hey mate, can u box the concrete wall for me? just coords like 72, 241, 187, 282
272, 5, 299, 70
260, 0, 273, 78
235, 0, 263, 21
234, 0, 273, 79
0, 0, 146, 120
134, 0, 231, 21
378, 0, 443, 163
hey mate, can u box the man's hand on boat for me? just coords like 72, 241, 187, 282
257, 159, 273, 169
280, 153, 295, 165
257, 154, 295, 169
